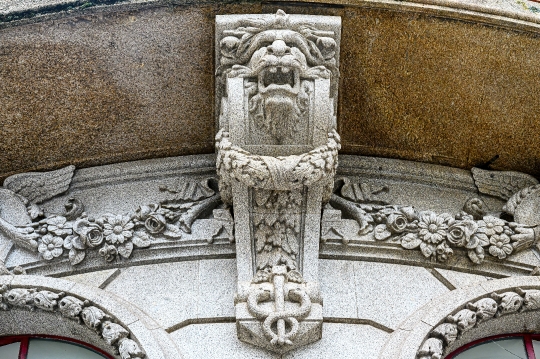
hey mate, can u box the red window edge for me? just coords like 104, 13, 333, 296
0, 335, 115, 359
445, 333, 540, 359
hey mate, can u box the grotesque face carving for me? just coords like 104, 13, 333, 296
218, 10, 338, 145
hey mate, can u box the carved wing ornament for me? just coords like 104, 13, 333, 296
327, 167, 540, 265
0, 170, 232, 267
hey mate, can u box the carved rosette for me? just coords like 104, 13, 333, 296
216, 10, 341, 353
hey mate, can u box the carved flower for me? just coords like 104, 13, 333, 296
73, 219, 103, 248
386, 213, 408, 233
436, 242, 453, 262
417, 212, 448, 244
102, 215, 134, 244
46, 216, 73, 236
446, 220, 478, 247
489, 234, 513, 259
99, 244, 118, 262
478, 216, 505, 236
144, 213, 167, 234
38, 234, 64, 260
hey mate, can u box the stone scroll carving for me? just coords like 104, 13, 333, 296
0, 169, 233, 267
0, 284, 144, 359
216, 10, 341, 353
324, 168, 540, 265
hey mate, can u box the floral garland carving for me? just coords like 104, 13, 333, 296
0, 284, 144, 359
7, 180, 225, 266
329, 195, 536, 264
417, 288, 540, 359
215, 129, 340, 204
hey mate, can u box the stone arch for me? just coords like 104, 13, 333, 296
0, 275, 182, 359
378, 276, 540, 359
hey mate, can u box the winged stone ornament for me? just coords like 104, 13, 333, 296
471, 167, 538, 201
0, 166, 76, 255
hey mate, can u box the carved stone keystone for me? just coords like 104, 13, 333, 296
215, 10, 341, 353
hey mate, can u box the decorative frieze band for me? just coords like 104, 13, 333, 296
417, 287, 540, 359
0, 284, 144, 359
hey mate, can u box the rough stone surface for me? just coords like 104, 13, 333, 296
320, 259, 450, 330
3, 2, 540, 358
170, 322, 388, 359
433, 268, 494, 289
3, 1, 540, 179
103, 259, 236, 329
63, 268, 120, 288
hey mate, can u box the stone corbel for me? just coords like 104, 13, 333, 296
216, 10, 341, 353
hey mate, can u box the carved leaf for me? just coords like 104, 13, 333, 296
374, 224, 391, 241
401, 233, 422, 249
162, 224, 182, 239
160, 178, 215, 201
420, 242, 435, 258
3, 165, 76, 204
68, 248, 86, 265
131, 230, 152, 248
284, 230, 299, 255
72, 235, 86, 250
468, 248, 485, 264
117, 242, 133, 259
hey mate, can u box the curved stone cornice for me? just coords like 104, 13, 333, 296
378, 276, 540, 359
0, 274, 182, 359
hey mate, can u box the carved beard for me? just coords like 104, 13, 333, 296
250, 82, 309, 145
262, 94, 300, 144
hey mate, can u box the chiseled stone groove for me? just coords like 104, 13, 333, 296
323, 317, 394, 334
164, 316, 395, 335
98, 268, 123, 290
11, 241, 235, 277
14, 239, 534, 279
426, 268, 457, 291
165, 317, 237, 333
320, 242, 534, 278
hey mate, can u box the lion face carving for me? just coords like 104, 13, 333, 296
218, 10, 338, 145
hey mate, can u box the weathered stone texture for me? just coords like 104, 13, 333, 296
2, 1, 540, 179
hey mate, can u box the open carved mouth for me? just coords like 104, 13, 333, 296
259, 66, 299, 94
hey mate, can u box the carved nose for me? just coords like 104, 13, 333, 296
267, 40, 290, 56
